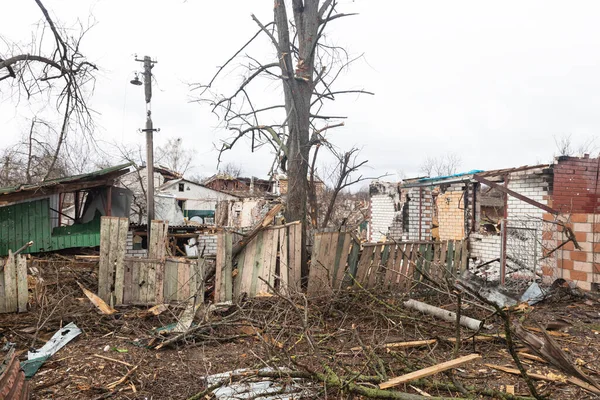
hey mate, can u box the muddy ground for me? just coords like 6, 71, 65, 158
2, 258, 600, 399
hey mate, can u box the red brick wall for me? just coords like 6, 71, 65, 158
541, 212, 600, 291
551, 156, 600, 214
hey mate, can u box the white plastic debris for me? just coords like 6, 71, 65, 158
520, 282, 545, 305
27, 322, 82, 360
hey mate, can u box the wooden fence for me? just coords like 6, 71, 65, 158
0, 250, 28, 313
214, 222, 302, 302
308, 232, 468, 296
98, 217, 204, 306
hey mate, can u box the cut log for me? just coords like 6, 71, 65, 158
403, 299, 490, 331
379, 353, 481, 389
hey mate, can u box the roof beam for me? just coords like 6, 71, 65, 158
473, 174, 558, 215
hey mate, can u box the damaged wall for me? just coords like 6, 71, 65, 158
437, 184, 466, 240
541, 213, 600, 291
216, 198, 271, 230
369, 181, 402, 242
406, 187, 433, 241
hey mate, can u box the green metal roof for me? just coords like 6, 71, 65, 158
0, 163, 133, 196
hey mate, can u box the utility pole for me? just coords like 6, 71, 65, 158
133, 56, 158, 238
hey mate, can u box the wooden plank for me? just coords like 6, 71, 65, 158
250, 231, 266, 296
196, 257, 206, 303
114, 218, 128, 305
446, 240, 455, 276
438, 241, 448, 280
239, 233, 257, 296
356, 245, 374, 285
214, 232, 224, 302
366, 244, 383, 289
257, 229, 274, 294
453, 240, 462, 276
233, 248, 245, 300
98, 217, 113, 301
163, 259, 177, 302
139, 258, 148, 304
383, 244, 398, 290
323, 232, 339, 290
131, 260, 140, 303
224, 232, 233, 301
268, 228, 280, 289
178, 260, 191, 301
379, 354, 482, 389
107, 217, 121, 305
395, 243, 408, 289
153, 222, 168, 304
307, 232, 322, 296
460, 240, 469, 272
345, 240, 361, 287
0, 259, 6, 313
333, 234, 352, 290
413, 244, 425, 283
123, 260, 132, 304
292, 223, 302, 291
308, 232, 335, 296
279, 226, 290, 292
16, 255, 27, 313
4, 251, 17, 312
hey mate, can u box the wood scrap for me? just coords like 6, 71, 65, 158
231, 203, 283, 257
379, 353, 481, 389
106, 365, 138, 390
77, 281, 117, 315
514, 322, 600, 391
93, 354, 134, 368
350, 339, 437, 352
485, 363, 600, 395
517, 352, 546, 363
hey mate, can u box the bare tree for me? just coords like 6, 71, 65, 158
0, 117, 74, 186
419, 153, 462, 177
315, 147, 386, 228
221, 162, 244, 178
193, 0, 372, 279
554, 134, 597, 157
155, 137, 193, 176
0, 0, 97, 182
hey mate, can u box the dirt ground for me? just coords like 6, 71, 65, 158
3, 259, 600, 399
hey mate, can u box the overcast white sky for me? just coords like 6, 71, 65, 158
2, 0, 600, 183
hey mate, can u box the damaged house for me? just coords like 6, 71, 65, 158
370, 155, 600, 290
0, 163, 133, 256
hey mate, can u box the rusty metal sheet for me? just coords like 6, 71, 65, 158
0, 349, 29, 400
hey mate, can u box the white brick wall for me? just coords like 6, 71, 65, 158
197, 234, 217, 256
506, 173, 549, 221
369, 182, 402, 242
406, 187, 432, 241
470, 233, 501, 261
126, 231, 148, 257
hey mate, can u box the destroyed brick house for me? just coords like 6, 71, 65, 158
369, 155, 600, 290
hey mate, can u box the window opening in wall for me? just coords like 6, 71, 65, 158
479, 184, 504, 235
133, 235, 143, 250
178, 183, 185, 192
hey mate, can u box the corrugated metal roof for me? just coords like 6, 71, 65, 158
0, 349, 30, 399
0, 162, 133, 196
